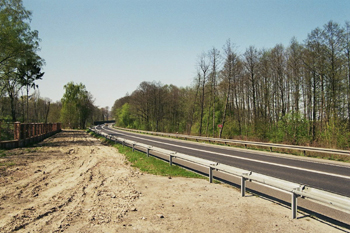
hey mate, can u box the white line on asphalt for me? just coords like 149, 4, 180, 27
102, 126, 350, 180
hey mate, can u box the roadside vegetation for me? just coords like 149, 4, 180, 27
112, 20, 350, 151
88, 130, 206, 179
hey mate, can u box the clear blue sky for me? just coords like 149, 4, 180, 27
22, 0, 350, 109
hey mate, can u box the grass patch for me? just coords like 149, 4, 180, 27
0, 150, 6, 158
87, 129, 205, 179
116, 143, 204, 178
0, 162, 15, 167
25, 148, 38, 153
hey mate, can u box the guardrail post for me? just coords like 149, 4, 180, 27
291, 192, 298, 219
122, 141, 125, 147
169, 154, 173, 166
132, 143, 135, 152
241, 177, 246, 197
209, 167, 213, 183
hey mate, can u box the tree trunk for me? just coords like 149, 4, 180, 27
219, 63, 233, 139
10, 93, 16, 122
26, 85, 29, 122
219, 88, 230, 138
45, 102, 50, 124
199, 78, 205, 136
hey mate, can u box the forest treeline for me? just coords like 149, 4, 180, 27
112, 21, 350, 149
0, 1, 107, 135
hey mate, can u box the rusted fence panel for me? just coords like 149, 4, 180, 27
0, 122, 61, 149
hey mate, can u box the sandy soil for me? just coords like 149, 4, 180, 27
0, 130, 344, 232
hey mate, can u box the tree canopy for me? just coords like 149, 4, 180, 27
60, 82, 94, 129
112, 20, 350, 150
0, 0, 44, 121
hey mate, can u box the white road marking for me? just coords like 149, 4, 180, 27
102, 126, 350, 180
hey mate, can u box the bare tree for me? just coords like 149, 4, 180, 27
344, 21, 350, 128
208, 47, 221, 137
198, 53, 210, 136
244, 46, 260, 130
219, 40, 236, 138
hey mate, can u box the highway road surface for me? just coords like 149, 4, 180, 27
97, 125, 350, 198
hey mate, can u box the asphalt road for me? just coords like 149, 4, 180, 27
97, 125, 350, 197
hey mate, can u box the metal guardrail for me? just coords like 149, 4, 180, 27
91, 126, 350, 219
113, 126, 350, 157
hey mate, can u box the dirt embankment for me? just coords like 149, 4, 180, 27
0, 131, 343, 232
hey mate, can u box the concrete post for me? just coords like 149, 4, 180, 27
14, 122, 21, 148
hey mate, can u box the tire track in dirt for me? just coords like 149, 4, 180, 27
0, 130, 345, 232
0, 131, 140, 232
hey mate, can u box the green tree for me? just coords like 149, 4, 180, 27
0, 0, 43, 121
60, 82, 94, 129
18, 57, 44, 122
116, 103, 134, 128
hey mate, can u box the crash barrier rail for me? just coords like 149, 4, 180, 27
91, 126, 350, 219
93, 120, 116, 125
0, 122, 62, 149
113, 126, 350, 157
